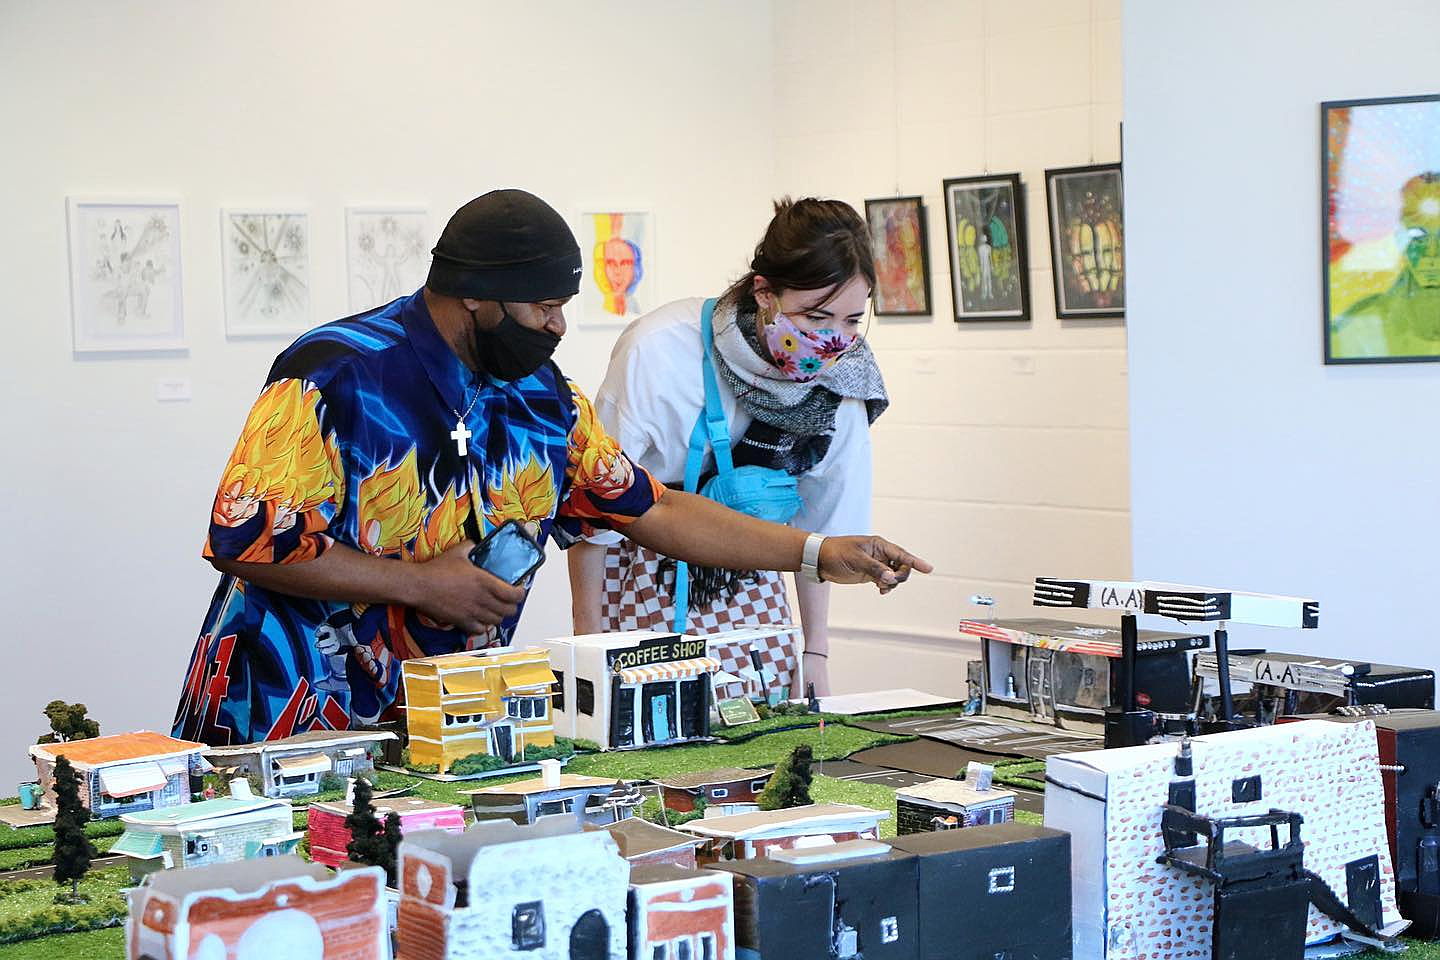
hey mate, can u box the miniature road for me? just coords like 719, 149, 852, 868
0, 854, 126, 882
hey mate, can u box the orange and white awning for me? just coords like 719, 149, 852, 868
617, 657, 721, 685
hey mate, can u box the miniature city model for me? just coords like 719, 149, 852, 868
656, 768, 772, 816
717, 839, 919, 960
1044, 719, 1405, 960
679, 803, 890, 863
894, 766, 1015, 834
465, 758, 638, 826
628, 864, 736, 960
29, 730, 208, 820
126, 855, 388, 960
307, 795, 466, 869
400, 646, 559, 775
538, 631, 720, 750
589, 817, 706, 869
396, 817, 629, 960
1194, 650, 1434, 723
202, 729, 397, 798
111, 778, 300, 880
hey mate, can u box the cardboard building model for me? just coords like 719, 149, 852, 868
397, 817, 629, 960
894, 776, 1015, 834
718, 840, 919, 960
465, 759, 638, 827
1044, 719, 1405, 960
111, 779, 300, 880
538, 631, 719, 750
1194, 650, 1434, 722
588, 817, 705, 869
680, 803, 889, 863
29, 730, 208, 819
401, 646, 559, 775
202, 729, 397, 798
656, 768, 772, 816
126, 855, 388, 960
307, 795, 466, 869
629, 864, 736, 960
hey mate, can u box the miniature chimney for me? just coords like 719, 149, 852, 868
539, 758, 562, 789
228, 778, 253, 800
966, 762, 995, 792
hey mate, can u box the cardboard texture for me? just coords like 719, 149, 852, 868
658, 769, 771, 815
591, 818, 705, 869
203, 730, 397, 798
888, 824, 1072, 960
628, 864, 736, 960
126, 855, 388, 960
29, 731, 208, 819
1044, 719, 1401, 959
401, 646, 559, 774
1032, 579, 1320, 629
307, 796, 465, 869
397, 817, 630, 960
1195, 651, 1435, 712
538, 632, 718, 750
113, 779, 300, 880
465, 770, 638, 826
680, 803, 889, 863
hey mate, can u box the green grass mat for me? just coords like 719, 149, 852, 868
0, 868, 128, 945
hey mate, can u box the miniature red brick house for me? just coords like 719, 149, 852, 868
629, 864, 736, 960
657, 768, 771, 816
307, 796, 466, 869
126, 854, 387, 960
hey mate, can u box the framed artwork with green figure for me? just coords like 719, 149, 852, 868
1323, 93, 1440, 364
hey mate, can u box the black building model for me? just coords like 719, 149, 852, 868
1194, 651, 1434, 723
889, 823, 1072, 960
717, 840, 920, 960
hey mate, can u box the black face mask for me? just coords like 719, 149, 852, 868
471, 304, 561, 381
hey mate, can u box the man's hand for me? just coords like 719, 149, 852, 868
410, 541, 527, 635
817, 536, 932, 594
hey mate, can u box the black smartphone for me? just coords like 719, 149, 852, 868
468, 519, 546, 585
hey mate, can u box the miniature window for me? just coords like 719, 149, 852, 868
530, 697, 548, 719
674, 938, 692, 960
988, 866, 1016, 894
698, 934, 715, 960
751, 780, 767, 792
512, 900, 545, 950
552, 671, 565, 710
508, 699, 521, 719
652, 947, 666, 960
880, 917, 899, 944
711, 788, 729, 799
1232, 776, 1262, 803
576, 679, 596, 716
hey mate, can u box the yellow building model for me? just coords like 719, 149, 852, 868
401, 646, 558, 774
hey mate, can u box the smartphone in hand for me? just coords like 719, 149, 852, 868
468, 519, 546, 585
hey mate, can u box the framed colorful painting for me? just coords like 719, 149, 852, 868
1323, 93, 1440, 364
1044, 164, 1125, 319
864, 196, 932, 316
578, 209, 653, 326
941, 174, 1030, 322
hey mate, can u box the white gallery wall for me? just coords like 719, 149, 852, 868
1126, 1, 1440, 666
0, 0, 777, 787
770, 0, 1128, 693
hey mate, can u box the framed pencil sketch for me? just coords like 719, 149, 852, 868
578, 208, 654, 326
941, 174, 1030, 322
66, 197, 185, 352
1323, 93, 1440, 364
221, 208, 310, 338
345, 206, 429, 312
865, 196, 932, 316
1045, 163, 1126, 319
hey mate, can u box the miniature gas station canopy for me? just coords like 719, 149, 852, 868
1032, 578, 1319, 629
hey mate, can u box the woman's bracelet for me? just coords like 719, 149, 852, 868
803, 650, 829, 659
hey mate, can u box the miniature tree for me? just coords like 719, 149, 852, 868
345, 777, 387, 869
757, 744, 814, 810
36, 701, 100, 745
380, 811, 402, 887
51, 756, 96, 902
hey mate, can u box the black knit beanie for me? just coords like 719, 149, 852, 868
427, 189, 582, 302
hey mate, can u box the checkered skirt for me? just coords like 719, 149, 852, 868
600, 539, 799, 697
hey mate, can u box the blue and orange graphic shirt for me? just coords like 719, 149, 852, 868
173, 290, 662, 745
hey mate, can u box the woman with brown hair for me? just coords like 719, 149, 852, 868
567, 197, 889, 697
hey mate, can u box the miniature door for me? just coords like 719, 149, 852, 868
493, 724, 515, 762
1027, 649, 1055, 722
569, 908, 610, 960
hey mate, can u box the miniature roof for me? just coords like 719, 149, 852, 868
203, 729, 396, 757
657, 768, 770, 790
589, 817, 704, 858
406, 645, 552, 671
30, 731, 206, 768
464, 774, 619, 797
311, 796, 464, 817
543, 630, 685, 650
958, 618, 1207, 659
121, 794, 288, 829
888, 822, 1067, 856
680, 803, 889, 840
770, 839, 894, 866
629, 863, 720, 886
895, 777, 1016, 807
1032, 578, 1319, 629
143, 854, 333, 898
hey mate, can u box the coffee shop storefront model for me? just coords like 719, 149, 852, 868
539, 632, 721, 750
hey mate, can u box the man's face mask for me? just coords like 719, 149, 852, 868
473, 303, 561, 381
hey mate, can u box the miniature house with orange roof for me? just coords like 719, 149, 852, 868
401, 646, 558, 775
29, 730, 208, 819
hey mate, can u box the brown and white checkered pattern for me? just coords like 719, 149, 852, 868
600, 539, 798, 697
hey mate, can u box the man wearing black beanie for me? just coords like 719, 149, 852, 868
173, 189, 930, 745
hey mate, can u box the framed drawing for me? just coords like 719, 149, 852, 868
941, 174, 1030, 322
221, 208, 310, 338
1323, 93, 1440, 364
66, 197, 185, 352
345, 206, 429, 312
578, 209, 653, 325
1044, 163, 1125, 319
865, 196, 932, 316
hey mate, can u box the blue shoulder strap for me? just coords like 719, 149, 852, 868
673, 298, 726, 632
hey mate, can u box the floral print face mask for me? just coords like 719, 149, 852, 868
761, 311, 858, 382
